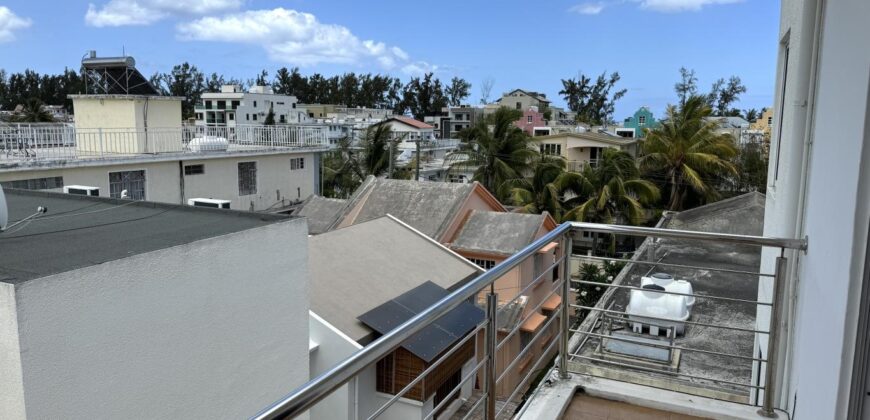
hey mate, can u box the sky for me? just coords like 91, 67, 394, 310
0, 0, 780, 120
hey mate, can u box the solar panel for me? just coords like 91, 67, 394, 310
82, 55, 160, 96
357, 281, 484, 363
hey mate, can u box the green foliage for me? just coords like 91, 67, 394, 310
447, 107, 539, 201
320, 125, 402, 198
0, 68, 84, 112
640, 95, 738, 210
731, 142, 769, 194
263, 104, 275, 125
445, 77, 472, 106
574, 263, 613, 321
559, 71, 626, 125
151, 62, 206, 120
11, 97, 54, 122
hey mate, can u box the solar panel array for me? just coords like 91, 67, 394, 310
357, 281, 484, 363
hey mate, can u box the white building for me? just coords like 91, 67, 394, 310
195, 85, 308, 126
0, 189, 310, 419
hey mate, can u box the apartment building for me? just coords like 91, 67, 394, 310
195, 85, 308, 126
488, 89, 551, 114
0, 189, 309, 419
530, 132, 639, 172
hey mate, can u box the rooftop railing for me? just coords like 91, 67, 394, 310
254, 222, 806, 420
0, 123, 331, 163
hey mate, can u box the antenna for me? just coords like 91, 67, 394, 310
0, 185, 7, 231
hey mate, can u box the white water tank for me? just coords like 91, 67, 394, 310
626, 285, 690, 337
641, 272, 695, 309
189, 136, 229, 152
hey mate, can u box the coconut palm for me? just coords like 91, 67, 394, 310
13, 98, 54, 123
563, 148, 660, 226
447, 107, 539, 201
359, 122, 399, 177
508, 158, 585, 221
639, 95, 738, 210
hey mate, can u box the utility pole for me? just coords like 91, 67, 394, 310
388, 143, 393, 179
415, 139, 421, 181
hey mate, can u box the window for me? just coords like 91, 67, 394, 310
1, 176, 64, 190
195, 112, 203, 120
228, 113, 234, 121
469, 258, 496, 270
231, 100, 240, 109
292, 103, 296, 108
516, 102, 522, 110
520, 331, 534, 348
246, 114, 250, 121
252, 114, 258, 121
205, 100, 213, 109
276, 101, 284, 105
184, 164, 204, 175
217, 100, 226, 110
290, 157, 305, 170
638, 115, 646, 125
768, 116, 773, 125
527, 116, 533, 123
238, 162, 257, 196
540, 144, 562, 156
109, 170, 146, 200
280, 114, 286, 123
253, 100, 257, 108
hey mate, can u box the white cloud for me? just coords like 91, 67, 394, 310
85, 0, 242, 27
636, 0, 743, 12
568, 3, 606, 15
401, 61, 439, 76
177, 8, 429, 72
0, 6, 32, 42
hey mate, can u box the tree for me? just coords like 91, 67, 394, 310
733, 142, 768, 193
446, 77, 471, 106
559, 71, 626, 125
359, 123, 399, 177
674, 67, 698, 106
562, 148, 660, 226
254, 69, 269, 86
447, 107, 538, 201
742, 108, 759, 122
12, 97, 54, 122
509, 158, 585, 221
399, 73, 447, 120
322, 137, 363, 198
157, 62, 205, 119
479, 77, 494, 105
264, 104, 276, 125
639, 95, 739, 210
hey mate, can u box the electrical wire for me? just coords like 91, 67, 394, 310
0, 207, 173, 240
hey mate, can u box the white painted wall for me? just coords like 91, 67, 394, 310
0, 283, 25, 420
759, 0, 870, 418
7, 219, 310, 419
309, 312, 361, 420
0, 151, 318, 211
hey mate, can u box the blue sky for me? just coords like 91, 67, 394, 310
0, 0, 779, 119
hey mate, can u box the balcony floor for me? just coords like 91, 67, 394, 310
563, 394, 705, 420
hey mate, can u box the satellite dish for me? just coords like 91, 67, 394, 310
0, 185, 7, 231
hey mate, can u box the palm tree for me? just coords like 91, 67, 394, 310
639, 95, 738, 210
13, 98, 54, 123
447, 107, 538, 201
321, 124, 401, 198
322, 137, 363, 198
563, 148, 660, 226
359, 123, 399, 177
509, 158, 585, 221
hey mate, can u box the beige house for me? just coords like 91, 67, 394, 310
531, 132, 639, 171
750, 108, 774, 138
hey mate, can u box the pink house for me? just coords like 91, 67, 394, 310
514, 107, 547, 135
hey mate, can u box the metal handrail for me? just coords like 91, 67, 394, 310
251, 222, 807, 419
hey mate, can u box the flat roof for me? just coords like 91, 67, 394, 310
0, 189, 291, 285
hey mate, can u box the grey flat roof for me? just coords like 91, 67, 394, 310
308, 216, 481, 344
451, 210, 546, 256
571, 192, 766, 398
0, 189, 291, 285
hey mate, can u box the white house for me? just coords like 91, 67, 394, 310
195, 85, 308, 126
0, 189, 310, 419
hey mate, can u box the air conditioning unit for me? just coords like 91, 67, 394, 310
187, 198, 231, 209
64, 185, 100, 196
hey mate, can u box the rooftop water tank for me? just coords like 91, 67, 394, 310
189, 136, 229, 152
626, 286, 690, 337
641, 272, 695, 309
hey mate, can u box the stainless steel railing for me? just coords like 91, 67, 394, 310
253, 222, 806, 420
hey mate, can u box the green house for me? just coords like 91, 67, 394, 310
620, 107, 659, 138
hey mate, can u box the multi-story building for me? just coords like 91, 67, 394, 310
750, 108, 774, 138
514, 106, 547, 136
531, 132, 639, 172
487, 89, 551, 115
194, 85, 308, 126
0, 189, 309, 419
618, 106, 659, 138
0, 93, 330, 212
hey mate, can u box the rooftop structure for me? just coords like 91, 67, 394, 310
81, 52, 159, 96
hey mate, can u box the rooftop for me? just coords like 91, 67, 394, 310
294, 195, 347, 234
307, 216, 481, 344
451, 210, 552, 256
0, 189, 290, 285
533, 131, 638, 146
380, 115, 435, 130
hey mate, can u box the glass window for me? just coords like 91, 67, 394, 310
1, 176, 64, 190
238, 162, 257, 196
184, 164, 204, 175
109, 170, 146, 200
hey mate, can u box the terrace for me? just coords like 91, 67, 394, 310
0, 123, 332, 168
253, 194, 806, 419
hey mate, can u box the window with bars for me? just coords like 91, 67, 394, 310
1, 176, 64, 190
290, 158, 305, 170
109, 170, 146, 200
238, 162, 257, 196
469, 258, 496, 270
638, 115, 646, 125
184, 164, 204, 175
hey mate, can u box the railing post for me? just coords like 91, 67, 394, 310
758, 255, 788, 418
98, 128, 104, 157
485, 292, 498, 420
559, 234, 573, 379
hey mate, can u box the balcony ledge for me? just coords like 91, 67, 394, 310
519, 369, 775, 420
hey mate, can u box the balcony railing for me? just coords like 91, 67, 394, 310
0, 123, 331, 163
254, 222, 806, 420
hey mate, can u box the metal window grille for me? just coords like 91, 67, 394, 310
1, 176, 64, 190
109, 170, 146, 200
238, 162, 257, 196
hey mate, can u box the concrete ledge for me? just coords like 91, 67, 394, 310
519, 372, 775, 420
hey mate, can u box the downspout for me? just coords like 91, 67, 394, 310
143, 96, 149, 152
179, 160, 186, 205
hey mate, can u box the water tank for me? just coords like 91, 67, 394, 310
189, 136, 229, 152
641, 272, 695, 309
626, 287, 690, 337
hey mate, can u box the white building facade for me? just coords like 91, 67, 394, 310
195, 85, 308, 126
